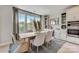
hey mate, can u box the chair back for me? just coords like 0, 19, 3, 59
45, 30, 53, 43
33, 32, 46, 46
12, 33, 17, 43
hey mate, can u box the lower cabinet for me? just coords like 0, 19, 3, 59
67, 36, 79, 44
60, 29, 67, 40
54, 29, 67, 40
54, 29, 61, 39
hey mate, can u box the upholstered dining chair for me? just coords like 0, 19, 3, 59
31, 32, 46, 53
45, 30, 53, 47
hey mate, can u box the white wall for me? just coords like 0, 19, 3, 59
0, 6, 13, 43
0, 7, 1, 41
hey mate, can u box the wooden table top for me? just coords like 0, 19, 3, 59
19, 32, 36, 39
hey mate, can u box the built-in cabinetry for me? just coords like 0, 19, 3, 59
66, 6, 79, 21
60, 12, 67, 40
61, 6, 79, 42
54, 28, 61, 39
44, 15, 51, 29
60, 29, 67, 40
61, 13, 66, 29
66, 6, 79, 44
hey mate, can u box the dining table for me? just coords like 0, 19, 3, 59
19, 32, 37, 51
19, 32, 36, 39
19, 31, 49, 40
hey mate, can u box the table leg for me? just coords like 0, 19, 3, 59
28, 39, 32, 52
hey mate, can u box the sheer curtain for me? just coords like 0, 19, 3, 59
13, 7, 19, 40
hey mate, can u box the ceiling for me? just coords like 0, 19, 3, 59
15, 5, 71, 17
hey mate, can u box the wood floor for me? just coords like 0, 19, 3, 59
58, 42, 79, 53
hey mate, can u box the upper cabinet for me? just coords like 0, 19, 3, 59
61, 13, 66, 29
61, 13, 66, 24
66, 6, 79, 21
44, 15, 51, 29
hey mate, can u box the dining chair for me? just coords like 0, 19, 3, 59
11, 33, 29, 53
45, 30, 53, 47
12, 33, 23, 44
31, 32, 46, 53
12, 33, 17, 43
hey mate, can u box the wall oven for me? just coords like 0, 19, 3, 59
67, 21, 79, 38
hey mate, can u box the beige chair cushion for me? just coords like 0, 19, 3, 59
15, 38, 29, 53
16, 41, 29, 53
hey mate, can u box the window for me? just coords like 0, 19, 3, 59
18, 13, 26, 33
16, 8, 41, 33
27, 15, 34, 32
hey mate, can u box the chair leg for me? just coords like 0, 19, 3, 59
46, 43, 49, 48
37, 46, 39, 53
30, 43, 32, 51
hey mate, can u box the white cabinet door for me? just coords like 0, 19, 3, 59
54, 29, 61, 39
60, 29, 67, 40
67, 36, 79, 44
66, 10, 74, 21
